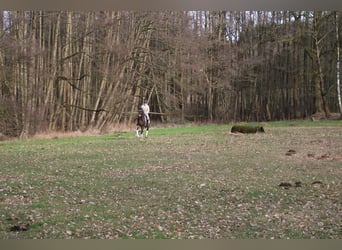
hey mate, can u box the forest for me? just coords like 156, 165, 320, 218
0, 11, 341, 137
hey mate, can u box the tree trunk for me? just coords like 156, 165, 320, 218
45, 12, 61, 131
336, 11, 342, 118
313, 11, 330, 118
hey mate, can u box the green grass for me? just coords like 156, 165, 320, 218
0, 121, 341, 239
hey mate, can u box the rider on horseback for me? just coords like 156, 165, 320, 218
140, 99, 150, 126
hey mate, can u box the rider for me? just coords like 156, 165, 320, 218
141, 98, 150, 125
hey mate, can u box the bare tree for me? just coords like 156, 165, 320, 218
336, 11, 342, 118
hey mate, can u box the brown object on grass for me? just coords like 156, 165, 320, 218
279, 182, 293, 189
285, 149, 296, 156
230, 125, 265, 134
10, 223, 30, 232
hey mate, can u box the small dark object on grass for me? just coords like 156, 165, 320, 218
317, 154, 329, 160
10, 223, 30, 232
285, 149, 296, 156
295, 181, 302, 187
230, 125, 265, 134
279, 182, 292, 189
279, 181, 302, 189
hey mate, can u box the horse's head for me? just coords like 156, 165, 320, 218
138, 108, 144, 117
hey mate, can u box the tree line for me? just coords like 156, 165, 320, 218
0, 11, 341, 137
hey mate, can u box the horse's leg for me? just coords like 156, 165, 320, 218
136, 126, 140, 137
140, 127, 144, 138
145, 124, 149, 138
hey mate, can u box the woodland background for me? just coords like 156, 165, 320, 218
0, 11, 341, 137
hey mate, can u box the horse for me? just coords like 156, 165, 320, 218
135, 108, 149, 138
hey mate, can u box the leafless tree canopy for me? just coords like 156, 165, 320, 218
0, 11, 341, 136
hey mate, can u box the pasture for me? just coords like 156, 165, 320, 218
0, 121, 341, 239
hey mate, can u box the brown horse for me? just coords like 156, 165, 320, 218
136, 108, 150, 138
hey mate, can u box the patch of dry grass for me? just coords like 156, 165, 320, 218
31, 130, 99, 140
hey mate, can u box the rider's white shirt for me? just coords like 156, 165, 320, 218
141, 104, 150, 114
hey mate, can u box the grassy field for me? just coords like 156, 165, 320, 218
0, 121, 341, 239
